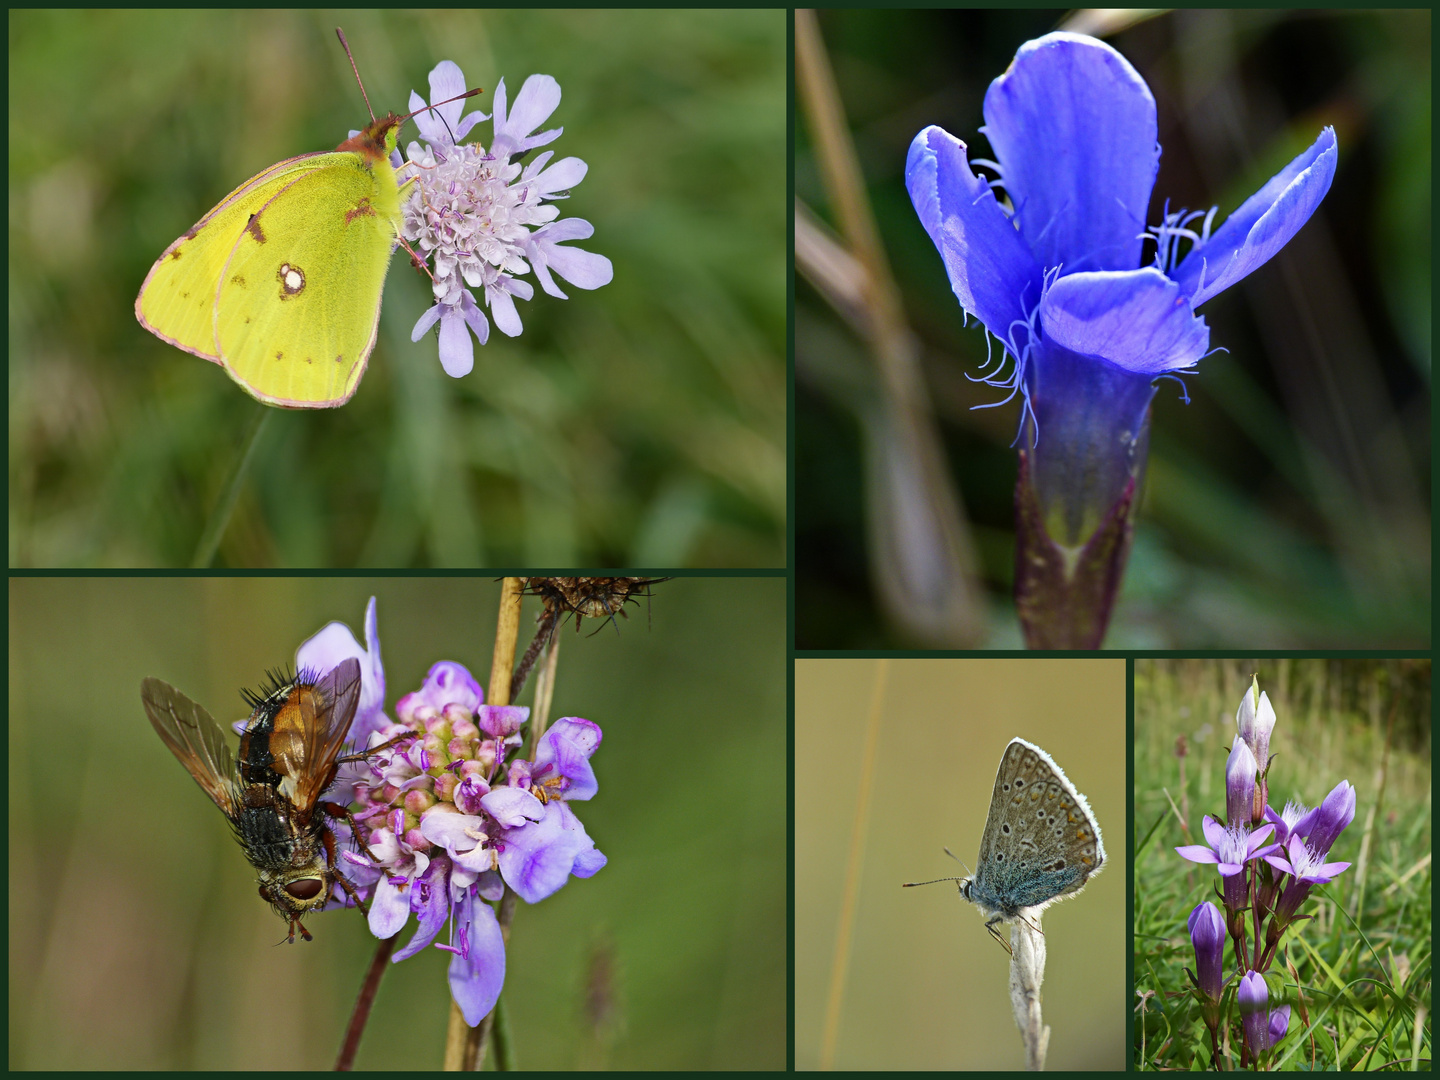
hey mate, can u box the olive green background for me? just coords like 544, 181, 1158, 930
795, 658, 1127, 1070
8, 576, 785, 1069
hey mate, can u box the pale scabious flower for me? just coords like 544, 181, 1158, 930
399, 61, 614, 378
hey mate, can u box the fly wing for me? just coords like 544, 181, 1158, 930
292, 657, 362, 814
142, 677, 241, 816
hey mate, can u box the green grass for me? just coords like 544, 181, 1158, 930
1134, 659, 1432, 1070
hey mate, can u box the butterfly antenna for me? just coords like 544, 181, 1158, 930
400, 87, 486, 131
334, 28, 378, 123
942, 846, 975, 877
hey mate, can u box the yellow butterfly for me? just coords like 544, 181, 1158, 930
136, 35, 478, 409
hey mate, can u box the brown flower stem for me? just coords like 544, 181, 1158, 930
444, 578, 524, 1070
334, 931, 401, 1070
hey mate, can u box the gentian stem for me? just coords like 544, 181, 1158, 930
1013, 448, 1138, 648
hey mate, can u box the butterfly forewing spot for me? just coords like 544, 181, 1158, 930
345, 197, 378, 226
277, 263, 306, 298
245, 215, 267, 245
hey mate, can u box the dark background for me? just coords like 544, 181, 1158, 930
797, 9, 1430, 647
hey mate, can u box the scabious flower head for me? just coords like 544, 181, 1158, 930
398, 61, 614, 379
286, 603, 607, 1026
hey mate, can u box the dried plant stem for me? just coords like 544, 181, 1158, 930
444, 578, 524, 1071
1010, 917, 1050, 1071
794, 9, 983, 646
819, 658, 889, 1068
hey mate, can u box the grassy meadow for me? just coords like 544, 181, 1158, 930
1134, 659, 1431, 1070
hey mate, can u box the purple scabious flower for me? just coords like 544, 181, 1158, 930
1187, 900, 1225, 1002
282, 605, 607, 1026
297, 595, 389, 743
399, 61, 614, 378
905, 32, 1336, 647
1175, 814, 1279, 911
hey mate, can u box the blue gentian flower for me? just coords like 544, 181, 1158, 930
905, 31, 1337, 647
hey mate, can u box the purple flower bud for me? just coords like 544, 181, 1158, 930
1238, 970, 1272, 1052
1303, 779, 1356, 858
1268, 1005, 1291, 1048
1187, 901, 1225, 1001
1226, 736, 1258, 826
1235, 676, 1276, 773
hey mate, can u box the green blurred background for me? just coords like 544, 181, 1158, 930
797, 9, 1430, 647
1133, 659, 1430, 1069
795, 658, 1126, 1069
9, 10, 785, 567
8, 575, 785, 1069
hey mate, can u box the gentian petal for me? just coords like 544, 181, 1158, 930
1175, 844, 1221, 864
1040, 268, 1209, 373
906, 124, 1041, 340
982, 32, 1158, 273
1173, 126, 1338, 308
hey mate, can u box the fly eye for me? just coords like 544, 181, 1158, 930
284, 878, 325, 901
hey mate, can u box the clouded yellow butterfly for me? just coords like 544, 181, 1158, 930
136, 32, 477, 409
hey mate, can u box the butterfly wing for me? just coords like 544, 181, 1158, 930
974, 738, 1025, 880
135, 153, 332, 361
212, 146, 404, 408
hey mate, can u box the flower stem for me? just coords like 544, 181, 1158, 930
190, 402, 270, 567
334, 931, 401, 1070
1009, 916, 1049, 1070
445, 578, 524, 1070
1013, 448, 1136, 648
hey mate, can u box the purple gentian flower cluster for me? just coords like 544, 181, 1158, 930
294, 597, 607, 1024
397, 61, 614, 378
906, 32, 1336, 646
1171, 676, 1353, 1067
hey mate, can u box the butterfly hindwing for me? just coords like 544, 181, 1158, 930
213, 147, 404, 408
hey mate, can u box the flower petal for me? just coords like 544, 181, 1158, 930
1173, 126, 1338, 308
905, 124, 1041, 340
982, 32, 1158, 273
1040, 268, 1209, 373
1175, 844, 1221, 864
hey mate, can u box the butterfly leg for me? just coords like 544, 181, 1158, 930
984, 914, 1014, 956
